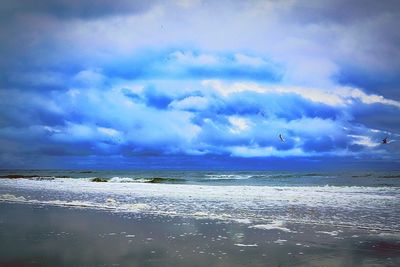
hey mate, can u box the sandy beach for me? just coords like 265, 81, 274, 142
0, 171, 399, 266
0, 202, 399, 267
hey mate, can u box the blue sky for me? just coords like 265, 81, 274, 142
1, 0, 400, 169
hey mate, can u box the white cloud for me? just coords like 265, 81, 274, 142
73, 69, 106, 87
97, 127, 120, 137
228, 116, 250, 134
338, 87, 400, 108
170, 51, 219, 66
229, 145, 307, 157
233, 54, 267, 67
349, 134, 379, 148
67, 89, 80, 98
203, 80, 400, 108
169, 96, 209, 111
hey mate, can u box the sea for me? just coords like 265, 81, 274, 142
0, 170, 399, 233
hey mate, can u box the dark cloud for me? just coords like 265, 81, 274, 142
335, 68, 400, 101
186, 66, 281, 82
351, 102, 400, 134
282, 0, 400, 99
0, 0, 156, 20
143, 86, 174, 109
219, 92, 340, 120
288, 0, 400, 24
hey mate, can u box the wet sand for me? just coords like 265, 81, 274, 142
0, 203, 399, 267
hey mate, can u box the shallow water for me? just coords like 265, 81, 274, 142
1, 170, 399, 266
0, 170, 399, 232
0, 203, 399, 267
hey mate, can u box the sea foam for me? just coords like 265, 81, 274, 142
0, 177, 399, 232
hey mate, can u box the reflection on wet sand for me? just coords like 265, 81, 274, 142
0, 203, 399, 267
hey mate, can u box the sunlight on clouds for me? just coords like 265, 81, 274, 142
43, 126, 61, 134
97, 127, 120, 137
52, 123, 94, 142
203, 80, 344, 105
204, 80, 400, 108
349, 135, 379, 148
169, 96, 209, 111
339, 87, 400, 108
228, 116, 250, 134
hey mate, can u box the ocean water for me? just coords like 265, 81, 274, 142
1, 169, 400, 186
0, 170, 399, 233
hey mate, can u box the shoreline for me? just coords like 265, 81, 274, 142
1, 195, 399, 235
1, 202, 399, 267
1, 176, 399, 232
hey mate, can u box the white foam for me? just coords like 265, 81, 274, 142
234, 243, 258, 247
0, 178, 399, 231
316, 231, 339, 236
125, 234, 135, 238
205, 174, 252, 180
192, 211, 209, 217
122, 203, 151, 211
109, 177, 141, 183
0, 194, 26, 202
234, 218, 252, 224
249, 221, 292, 232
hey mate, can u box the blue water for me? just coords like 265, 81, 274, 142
1, 169, 400, 187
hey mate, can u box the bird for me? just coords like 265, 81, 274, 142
279, 134, 285, 142
382, 137, 389, 144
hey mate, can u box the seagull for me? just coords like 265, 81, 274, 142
382, 137, 389, 144
279, 134, 285, 142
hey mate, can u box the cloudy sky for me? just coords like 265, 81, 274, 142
1, 0, 400, 169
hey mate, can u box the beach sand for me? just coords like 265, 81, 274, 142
0, 203, 399, 267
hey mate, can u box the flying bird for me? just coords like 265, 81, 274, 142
382, 137, 389, 144
279, 134, 285, 142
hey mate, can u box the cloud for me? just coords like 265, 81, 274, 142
169, 96, 209, 111
1, 72, 399, 163
204, 80, 400, 108
1, 0, 400, 167
0, 0, 155, 20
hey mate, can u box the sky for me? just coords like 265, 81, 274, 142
0, 0, 400, 170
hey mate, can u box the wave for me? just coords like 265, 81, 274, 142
106, 177, 185, 184
0, 175, 186, 184
204, 174, 253, 180
203, 173, 330, 181
0, 174, 58, 180
263, 173, 328, 178
1, 192, 399, 233
379, 175, 400, 178
0, 174, 75, 180
2, 171, 399, 187
351, 173, 373, 178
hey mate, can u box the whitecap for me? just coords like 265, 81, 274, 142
316, 231, 339, 236
234, 243, 258, 247
249, 221, 292, 232
0, 194, 26, 202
